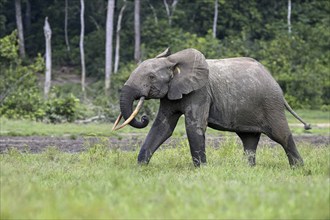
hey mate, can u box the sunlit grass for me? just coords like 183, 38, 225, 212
1, 109, 329, 137
1, 138, 329, 219
285, 109, 330, 124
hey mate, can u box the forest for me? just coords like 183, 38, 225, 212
0, 0, 329, 122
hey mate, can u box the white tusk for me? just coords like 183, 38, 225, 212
112, 114, 122, 131
112, 97, 145, 131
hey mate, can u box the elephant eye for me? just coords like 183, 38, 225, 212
149, 74, 155, 80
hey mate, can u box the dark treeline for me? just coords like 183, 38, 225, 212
0, 0, 329, 121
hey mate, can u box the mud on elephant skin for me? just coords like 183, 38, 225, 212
112, 48, 311, 167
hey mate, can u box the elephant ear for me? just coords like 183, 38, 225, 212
167, 48, 209, 100
155, 47, 171, 58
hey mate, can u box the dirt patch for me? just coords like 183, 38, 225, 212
0, 134, 329, 154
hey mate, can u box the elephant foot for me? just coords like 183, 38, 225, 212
245, 150, 256, 166
288, 156, 304, 168
192, 157, 207, 167
248, 158, 256, 167
137, 148, 152, 165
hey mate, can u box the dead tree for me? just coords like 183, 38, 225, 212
80, 0, 86, 95
288, 0, 292, 34
212, 0, 218, 38
114, 0, 127, 73
43, 17, 52, 98
64, 0, 70, 51
105, 0, 115, 93
163, 0, 178, 26
134, 0, 141, 63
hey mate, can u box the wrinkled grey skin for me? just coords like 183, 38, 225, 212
119, 48, 308, 167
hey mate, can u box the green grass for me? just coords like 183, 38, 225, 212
1, 138, 329, 219
285, 109, 330, 124
285, 109, 329, 135
1, 109, 328, 137
0, 118, 145, 137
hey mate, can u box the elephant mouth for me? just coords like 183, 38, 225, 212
112, 96, 146, 131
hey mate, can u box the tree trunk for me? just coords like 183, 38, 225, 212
148, 1, 158, 25
134, 0, 141, 63
114, 0, 127, 73
80, 0, 86, 95
287, 0, 292, 34
105, 0, 115, 94
163, 0, 178, 26
15, 0, 25, 58
43, 17, 52, 99
163, 0, 170, 25
65, 0, 70, 51
212, 0, 218, 38
24, 0, 31, 35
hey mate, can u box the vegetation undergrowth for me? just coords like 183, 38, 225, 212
1, 138, 329, 219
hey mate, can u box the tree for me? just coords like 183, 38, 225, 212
80, 0, 86, 95
163, 0, 178, 26
213, 0, 218, 38
287, 0, 292, 34
148, 1, 158, 25
64, 0, 70, 51
105, 0, 115, 93
0, 0, 328, 109
24, 0, 31, 35
134, 0, 141, 63
15, 0, 25, 58
43, 17, 52, 98
114, 0, 127, 73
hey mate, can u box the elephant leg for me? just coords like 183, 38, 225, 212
236, 132, 261, 166
184, 107, 209, 167
137, 108, 181, 165
266, 114, 304, 167
185, 122, 207, 167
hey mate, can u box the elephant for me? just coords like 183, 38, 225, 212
112, 48, 311, 167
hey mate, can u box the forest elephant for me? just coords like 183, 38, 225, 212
112, 48, 311, 167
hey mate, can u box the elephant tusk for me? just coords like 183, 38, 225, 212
112, 113, 122, 131
112, 96, 145, 131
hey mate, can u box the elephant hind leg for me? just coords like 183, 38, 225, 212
237, 132, 261, 166
265, 115, 304, 167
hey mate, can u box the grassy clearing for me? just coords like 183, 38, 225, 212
1, 138, 329, 219
285, 109, 330, 124
0, 110, 329, 137
285, 109, 330, 135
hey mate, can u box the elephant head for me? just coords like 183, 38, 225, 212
113, 48, 209, 131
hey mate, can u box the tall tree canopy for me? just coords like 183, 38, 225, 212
0, 0, 329, 109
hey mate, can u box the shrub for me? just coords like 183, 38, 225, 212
0, 31, 45, 120
45, 92, 80, 123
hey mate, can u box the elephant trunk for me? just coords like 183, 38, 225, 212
119, 85, 149, 129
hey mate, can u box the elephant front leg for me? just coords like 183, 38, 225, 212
184, 111, 208, 167
185, 125, 206, 167
138, 111, 181, 164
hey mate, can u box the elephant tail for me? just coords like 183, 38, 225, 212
284, 99, 312, 130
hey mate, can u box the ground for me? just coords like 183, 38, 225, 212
1, 133, 328, 154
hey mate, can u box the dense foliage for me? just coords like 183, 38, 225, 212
0, 31, 81, 121
0, 0, 329, 121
